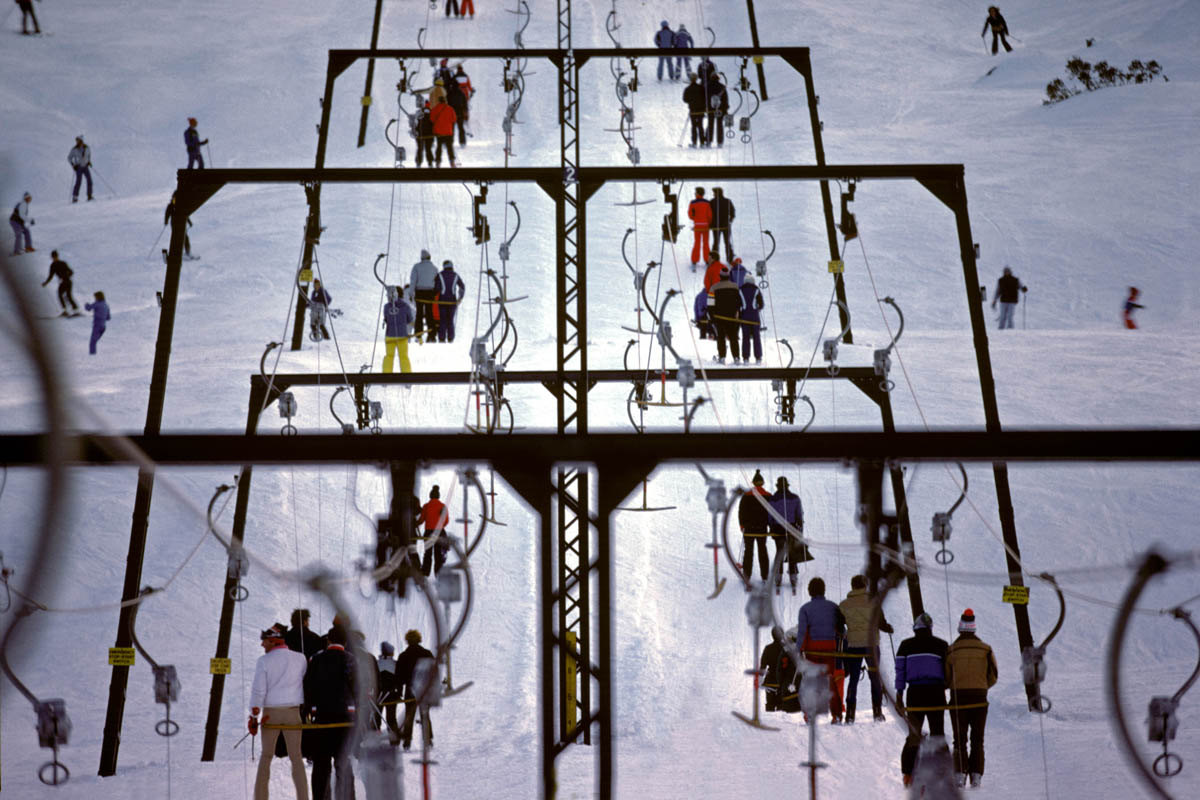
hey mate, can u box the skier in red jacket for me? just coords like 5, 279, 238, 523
688, 187, 712, 267
429, 98, 458, 167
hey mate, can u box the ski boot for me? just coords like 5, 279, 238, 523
970, 774, 982, 788
844, 710, 854, 724
955, 774, 968, 788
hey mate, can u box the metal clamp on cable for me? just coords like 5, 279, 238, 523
227, 543, 249, 601
278, 390, 298, 436
36, 699, 71, 786
153, 665, 182, 737
702, 476, 728, 599
1021, 645, 1051, 713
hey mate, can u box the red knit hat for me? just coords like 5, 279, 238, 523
959, 608, 977, 633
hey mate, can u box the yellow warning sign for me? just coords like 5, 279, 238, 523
108, 647, 136, 667
210, 657, 232, 675
1002, 585, 1030, 605
828, 259, 844, 274
752, 56, 764, 65
361, 95, 373, 107
299, 268, 313, 283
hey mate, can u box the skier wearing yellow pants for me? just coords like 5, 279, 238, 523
383, 288, 416, 373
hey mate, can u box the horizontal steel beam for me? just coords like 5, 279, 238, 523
176, 164, 962, 187
0, 430, 1194, 467
331, 47, 806, 60
253, 366, 879, 388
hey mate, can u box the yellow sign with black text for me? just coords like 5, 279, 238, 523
108, 647, 135, 666
210, 657, 232, 675
1002, 585, 1030, 605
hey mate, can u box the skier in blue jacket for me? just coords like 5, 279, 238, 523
693, 288, 714, 340
184, 118, 208, 169
85, 291, 110, 355
738, 276, 764, 364
895, 613, 950, 786
673, 24, 694, 79
435, 260, 466, 342
796, 576, 847, 721
382, 287, 416, 373
768, 476, 806, 590
653, 21, 677, 81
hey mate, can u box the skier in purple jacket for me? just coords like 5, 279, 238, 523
895, 613, 950, 786
85, 291, 111, 355
739, 276, 764, 364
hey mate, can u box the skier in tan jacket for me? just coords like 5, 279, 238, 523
945, 608, 999, 789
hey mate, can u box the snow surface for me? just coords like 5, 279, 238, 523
1, 0, 1199, 798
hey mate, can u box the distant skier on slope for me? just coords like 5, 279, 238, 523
309, 277, 332, 340
85, 292, 110, 355
981, 6, 1013, 55
990, 266, 1024, 329
184, 117, 208, 169
654, 21, 677, 81
42, 250, 79, 314
10, 192, 34, 255
15, 0, 41, 35
68, 136, 93, 203
164, 192, 198, 260
420, 485, 450, 576
1123, 286, 1144, 329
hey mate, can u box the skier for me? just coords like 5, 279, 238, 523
184, 117, 208, 169
285, 608, 327, 659
673, 24, 694, 79
10, 192, 34, 254
737, 470, 772, 582
164, 192, 197, 260
945, 609, 998, 788
410, 249, 439, 342
249, 625, 310, 800
709, 265, 743, 364
696, 57, 718, 87
739, 275, 764, 364
683, 75, 708, 148
446, 74, 470, 147
15, 0, 40, 34
303, 625, 357, 800
459, 0, 475, 18
768, 476, 807, 592
693, 287, 715, 340
728, 256, 750, 288
760, 625, 787, 711
430, 95, 458, 167
454, 64, 475, 142
309, 278, 331, 341
376, 641, 401, 742
420, 485, 449, 577
396, 629, 436, 750
68, 136, 93, 203
444, 0, 459, 18
435, 260, 466, 342
428, 77, 448, 108
41, 251, 79, 314
382, 287, 416, 374
838, 574, 895, 722
796, 577, 847, 722
413, 105, 435, 167
990, 266, 1023, 329
981, 6, 1013, 55
702, 251, 726, 292
688, 187, 712, 267
85, 291, 110, 355
895, 612, 950, 788
1123, 286, 1143, 329
653, 21, 677, 81
703, 72, 730, 148
434, 59, 455, 90
710, 187, 735, 261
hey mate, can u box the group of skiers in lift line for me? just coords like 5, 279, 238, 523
761, 568, 999, 790
252, 485, 452, 798
251, 613, 437, 800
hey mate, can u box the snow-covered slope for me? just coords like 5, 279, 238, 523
2, 1, 1199, 798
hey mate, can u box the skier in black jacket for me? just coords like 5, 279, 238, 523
990, 267, 1024, 329
895, 613, 950, 787
163, 192, 195, 260
303, 625, 357, 800
284, 608, 327, 658
981, 6, 1013, 54
42, 251, 79, 314
683, 75, 708, 147
760, 625, 790, 711
738, 470, 771, 581
413, 105, 436, 167
703, 75, 729, 148
710, 187, 735, 261
446, 79, 469, 146
396, 629, 437, 750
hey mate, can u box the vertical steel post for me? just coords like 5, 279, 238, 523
745, 0, 768, 100
356, 0, 385, 148
878, 392, 925, 618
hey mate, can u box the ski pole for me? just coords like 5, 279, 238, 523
982, 35, 989, 56
1022, 290, 1028, 329
146, 224, 167, 261
91, 165, 117, 198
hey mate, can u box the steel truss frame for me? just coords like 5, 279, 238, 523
85, 40, 1037, 795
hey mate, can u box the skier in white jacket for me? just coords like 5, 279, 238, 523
249, 625, 310, 800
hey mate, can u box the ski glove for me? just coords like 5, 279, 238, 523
247, 715, 259, 735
